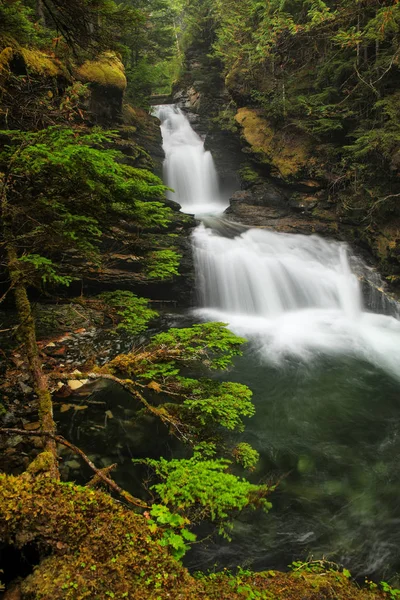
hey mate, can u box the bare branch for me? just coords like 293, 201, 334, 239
0, 428, 148, 509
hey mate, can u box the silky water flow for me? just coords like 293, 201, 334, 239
154, 105, 400, 577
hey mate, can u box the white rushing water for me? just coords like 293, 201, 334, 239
193, 224, 400, 380
154, 104, 400, 380
155, 105, 228, 215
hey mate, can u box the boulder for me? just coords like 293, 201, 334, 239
76, 52, 127, 122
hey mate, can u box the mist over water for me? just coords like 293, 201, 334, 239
154, 105, 228, 215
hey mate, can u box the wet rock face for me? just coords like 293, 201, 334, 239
224, 182, 346, 238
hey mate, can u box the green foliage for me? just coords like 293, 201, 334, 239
146, 249, 181, 280
0, 127, 170, 288
148, 504, 196, 560
148, 322, 247, 370
381, 581, 400, 600
233, 442, 260, 471
135, 451, 271, 530
0, 1, 50, 47
19, 255, 73, 286
213, 106, 239, 133
186, 0, 400, 215
122, 0, 182, 104
98, 291, 159, 335
109, 323, 253, 436
240, 165, 263, 187
109, 322, 266, 546
181, 380, 254, 431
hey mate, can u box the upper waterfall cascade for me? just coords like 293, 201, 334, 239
155, 105, 228, 215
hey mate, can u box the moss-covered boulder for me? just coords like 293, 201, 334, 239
20, 48, 64, 78
0, 474, 201, 599
76, 52, 127, 91
0, 45, 67, 90
235, 107, 314, 180
76, 52, 127, 122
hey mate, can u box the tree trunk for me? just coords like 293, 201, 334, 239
37, 0, 46, 26
1, 182, 58, 479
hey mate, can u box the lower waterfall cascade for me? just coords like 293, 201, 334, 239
192, 223, 400, 381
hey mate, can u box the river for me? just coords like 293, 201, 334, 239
154, 104, 400, 579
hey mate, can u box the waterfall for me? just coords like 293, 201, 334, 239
153, 104, 400, 380
193, 223, 400, 380
155, 105, 227, 215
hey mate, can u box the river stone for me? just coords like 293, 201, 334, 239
64, 459, 81, 470
68, 380, 84, 390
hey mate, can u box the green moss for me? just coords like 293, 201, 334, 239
0, 46, 13, 76
0, 475, 388, 599
235, 107, 313, 179
0, 474, 200, 600
239, 165, 263, 187
21, 48, 63, 77
122, 103, 139, 128
77, 52, 127, 91
27, 451, 55, 475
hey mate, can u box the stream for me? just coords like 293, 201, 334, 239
59, 105, 400, 581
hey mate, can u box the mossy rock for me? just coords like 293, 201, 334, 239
0, 46, 13, 73
20, 48, 64, 78
201, 568, 387, 600
0, 474, 201, 599
235, 107, 314, 180
76, 52, 127, 91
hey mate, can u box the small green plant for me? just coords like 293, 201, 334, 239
290, 559, 344, 575
146, 249, 181, 280
135, 450, 271, 536
381, 581, 400, 599
239, 165, 263, 187
98, 291, 158, 335
148, 504, 196, 560
233, 443, 260, 471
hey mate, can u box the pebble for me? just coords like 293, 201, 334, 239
67, 380, 84, 390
